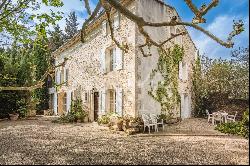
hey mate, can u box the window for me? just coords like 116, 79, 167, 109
182, 62, 188, 81
179, 61, 188, 81
47, 75, 53, 88
108, 89, 116, 113
85, 92, 88, 103
105, 12, 120, 36
106, 47, 116, 72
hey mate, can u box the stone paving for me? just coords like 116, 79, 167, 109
0, 118, 248, 165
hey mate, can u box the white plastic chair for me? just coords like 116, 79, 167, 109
226, 111, 238, 122
206, 109, 213, 123
142, 114, 156, 134
149, 114, 159, 132
212, 112, 223, 125
150, 114, 165, 131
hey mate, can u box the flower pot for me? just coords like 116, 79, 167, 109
27, 110, 36, 117
9, 114, 19, 121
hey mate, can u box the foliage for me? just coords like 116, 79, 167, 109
65, 11, 79, 41
192, 47, 249, 117
0, 43, 35, 118
148, 45, 184, 117
48, 25, 66, 52
53, 99, 88, 123
215, 110, 249, 138
97, 112, 120, 125
0, 0, 63, 46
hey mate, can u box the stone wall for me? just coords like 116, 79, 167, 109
135, 0, 197, 118
55, 2, 137, 120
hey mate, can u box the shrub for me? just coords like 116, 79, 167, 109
97, 115, 110, 125
52, 99, 88, 123
215, 110, 249, 138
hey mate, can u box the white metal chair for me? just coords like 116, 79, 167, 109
142, 114, 157, 134
226, 111, 238, 122
212, 112, 223, 125
206, 109, 213, 123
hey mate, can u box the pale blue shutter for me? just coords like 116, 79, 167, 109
99, 89, 106, 115
56, 70, 61, 84
53, 93, 58, 115
100, 49, 106, 74
115, 88, 123, 117
115, 47, 123, 70
66, 91, 72, 113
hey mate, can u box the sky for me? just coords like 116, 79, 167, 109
40, 0, 249, 59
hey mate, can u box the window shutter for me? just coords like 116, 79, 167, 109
60, 69, 64, 84
64, 68, 67, 83
179, 61, 183, 80
115, 46, 123, 70
99, 89, 106, 113
66, 69, 69, 85
114, 12, 120, 30
53, 93, 58, 115
56, 70, 61, 84
102, 20, 107, 35
116, 88, 123, 117
66, 91, 72, 113
100, 48, 106, 74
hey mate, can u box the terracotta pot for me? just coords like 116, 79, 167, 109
9, 114, 19, 121
27, 110, 36, 117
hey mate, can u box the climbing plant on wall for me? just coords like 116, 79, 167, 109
148, 45, 184, 117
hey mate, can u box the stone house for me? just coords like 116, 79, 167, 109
49, 0, 198, 122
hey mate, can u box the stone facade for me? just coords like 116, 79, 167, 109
50, 0, 197, 122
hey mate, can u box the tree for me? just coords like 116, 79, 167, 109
192, 47, 249, 117
48, 24, 65, 52
0, 0, 245, 91
0, 0, 63, 46
65, 11, 79, 40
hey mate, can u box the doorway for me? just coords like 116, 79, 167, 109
94, 92, 99, 121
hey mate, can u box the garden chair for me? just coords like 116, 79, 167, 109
226, 111, 238, 122
206, 109, 213, 123
150, 114, 164, 131
142, 114, 157, 134
212, 112, 223, 125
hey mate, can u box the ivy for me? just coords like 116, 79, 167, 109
148, 45, 184, 117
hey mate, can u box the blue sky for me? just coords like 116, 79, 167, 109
44, 0, 249, 59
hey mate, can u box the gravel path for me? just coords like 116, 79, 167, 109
0, 119, 248, 165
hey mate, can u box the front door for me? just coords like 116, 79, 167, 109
94, 92, 99, 121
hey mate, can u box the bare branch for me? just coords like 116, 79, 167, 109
83, 0, 92, 15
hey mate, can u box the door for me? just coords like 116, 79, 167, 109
94, 92, 99, 121
181, 93, 191, 119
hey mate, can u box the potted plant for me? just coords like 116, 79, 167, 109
9, 112, 19, 121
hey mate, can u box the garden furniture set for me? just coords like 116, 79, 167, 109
206, 109, 238, 125
141, 113, 165, 134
